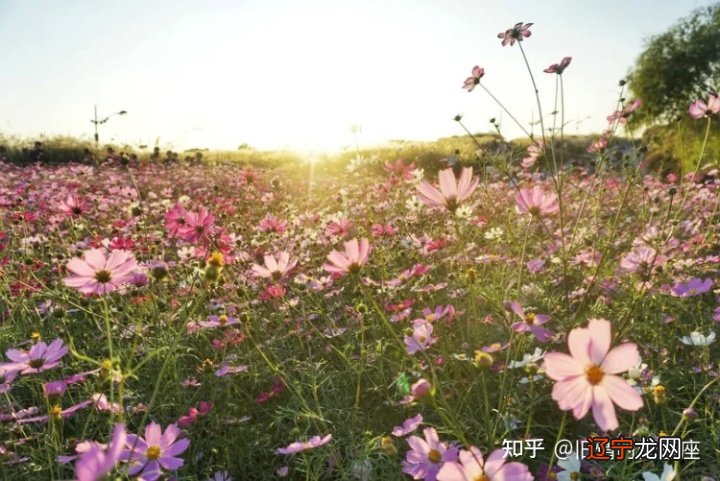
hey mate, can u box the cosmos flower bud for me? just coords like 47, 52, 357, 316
150, 261, 169, 280
474, 351, 493, 369
411, 379, 431, 399
204, 264, 222, 282
653, 385, 666, 405
355, 302, 368, 314
682, 407, 697, 420
381, 436, 397, 456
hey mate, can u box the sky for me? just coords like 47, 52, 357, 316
0, 0, 715, 153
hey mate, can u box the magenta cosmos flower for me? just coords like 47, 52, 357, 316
462, 66, 485, 92
497, 22, 533, 46
403, 427, 458, 481
544, 318, 643, 431
544, 56, 572, 74
74, 423, 127, 481
392, 414, 423, 437
4, 339, 68, 375
689, 94, 720, 119
251, 252, 297, 280
178, 206, 216, 244
515, 186, 559, 217
64, 248, 139, 295
323, 238, 371, 275
58, 194, 90, 217
437, 446, 533, 481
416, 167, 478, 212
121, 422, 190, 481
671, 277, 713, 298
164, 203, 187, 237
509, 301, 553, 343
276, 434, 332, 454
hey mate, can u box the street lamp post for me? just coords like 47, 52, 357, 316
91, 105, 127, 152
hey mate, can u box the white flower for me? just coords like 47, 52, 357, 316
406, 196, 423, 212
177, 246, 196, 260
509, 348, 545, 369
484, 226, 504, 240
557, 453, 581, 481
628, 362, 647, 380
642, 463, 676, 481
455, 204, 474, 219
679, 331, 716, 346
410, 168, 425, 184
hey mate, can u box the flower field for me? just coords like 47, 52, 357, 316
1, 22, 720, 481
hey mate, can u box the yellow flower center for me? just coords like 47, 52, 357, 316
525, 313, 536, 324
427, 449, 442, 463
51, 405, 63, 420
218, 315, 228, 326
474, 475, 489, 481
586, 365, 604, 385
571, 473, 580, 480
417, 336, 427, 344
146, 445, 161, 460
95, 270, 112, 283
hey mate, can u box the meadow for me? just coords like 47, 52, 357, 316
1, 22, 720, 481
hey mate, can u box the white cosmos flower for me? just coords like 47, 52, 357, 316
642, 463, 676, 481
557, 453, 581, 481
679, 331, 716, 346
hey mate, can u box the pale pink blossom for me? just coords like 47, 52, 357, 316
544, 318, 643, 431
416, 167, 478, 212
323, 238, 371, 275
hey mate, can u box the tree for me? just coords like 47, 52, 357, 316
629, 3, 720, 125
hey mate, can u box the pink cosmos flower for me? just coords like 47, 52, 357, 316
384, 158, 417, 180
497, 22, 533, 46
405, 320, 437, 354
251, 252, 297, 280
402, 428, 458, 481
544, 318, 643, 431
58, 194, 90, 217
74, 423, 127, 481
544, 56, 572, 74
689, 94, 720, 119
196, 314, 240, 330
619, 245, 666, 275
325, 218, 353, 238
323, 238, 371, 275
416, 167, 478, 212
64, 248, 139, 295
0, 364, 18, 393
4, 339, 68, 375
607, 99, 642, 125
164, 203, 187, 237
587, 137, 608, 153
392, 414, 423, 437
515, 186, 559, 216
437, 446, 533, 481
178, 206, 216, 244
462, 66, 485, 92
521, 141, 544, 169
276, 434, 332, 454
257, 213, 288, 235
509, 301, 554, 343
371, 223, 398, 237
671, 278, 713, 298
121, 422, 190, 481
